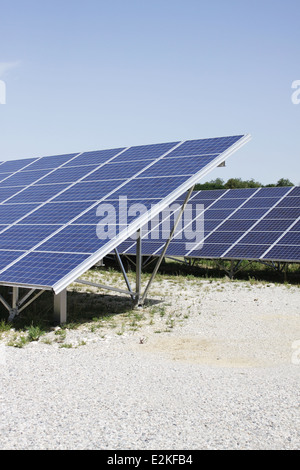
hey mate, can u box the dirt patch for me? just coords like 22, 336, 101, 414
135, 335, 263, 368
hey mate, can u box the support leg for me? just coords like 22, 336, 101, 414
140, 185, 195, 305
136, 229, 142, 304
12, 287, 19, 309
7, 287, 20, 321
230, 259, 234, 280
283, 263, 288, 282
114, 248, 135, 299
54, 289, 67, 325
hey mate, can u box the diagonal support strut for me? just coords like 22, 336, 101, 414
138, 185, 195, 306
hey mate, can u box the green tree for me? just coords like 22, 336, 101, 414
276, 178, 294, 187
194, 177, 294, 191
224, 178, 261, 189
195, 178, 225, 190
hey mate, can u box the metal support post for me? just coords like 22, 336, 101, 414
18, 290, 45, 314
76, 278, 135, 296
230, 259, 234, 280
54, 289, 67, 324
0, 294, 12, 314
136, 229, 142, 304
283, 262, 288, 282
6, 287, 20, 321
12, 287, 19, 309
140, 185, 195, 305
114, 248, 135, 299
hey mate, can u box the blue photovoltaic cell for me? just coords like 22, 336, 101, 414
276, 197, 300, 207
221, 188, 258, 198
165, 241, 194, 256
139, 155, 217, 178
116, 240, 139, 253
202, 220, 228, 232
112, 142, 179, 162
6, 183, 70, 204
193, 189, 227, 199
0, 169, 51, 187
35, 165, 99, 185
192, 243, 232, 257
82, 160, 155, 182
275, 232, 300, 245
165, 136, 243, 157
53, 180, 126, 202
203, 209, 234, 219
289, 187, 300, 196
0, 173, 14, 182
19, 201, 93, 225
0, 251, 90, 287
74, 199, 157, 225
136, 241, 165, 256
216, 219, 255, 231
0, 158, 38, 173
27, 153, 79, 171
204, 231, 244, 244
291, 221, 300, 231
263, 245, 300, 261
190, 199, 216, 210
64, 148, 125, 167
0, 187, 26, 203
224, 244, 269, 259
0, 204, 39, 224
110, 176, 189, 200
264, 208, 300, 219
242, 197, 282, 208
208, 198, 247, 209
228, 208, 268, 220
253, 219, 294, 232
255, 187, 291, 197
37, 224, 119, 254
0, 250, 27, 271
0, 225, 63, 250
239, 231, 284, 245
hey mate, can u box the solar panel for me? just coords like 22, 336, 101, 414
0, 135, 250, 292
118, 186, 300, 263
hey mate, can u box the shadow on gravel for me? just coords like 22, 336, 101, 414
0, 286, 160, 333
0, 256, 299, 333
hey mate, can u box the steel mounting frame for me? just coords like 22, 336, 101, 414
47, 186, 196, 323
0, 287, 46, 322
137, 185, 195, 306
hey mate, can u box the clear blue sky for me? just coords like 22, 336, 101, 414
1, 0, 299, 185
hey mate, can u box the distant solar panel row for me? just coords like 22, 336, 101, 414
0, 135, 249, 291
116, 186, 300, 263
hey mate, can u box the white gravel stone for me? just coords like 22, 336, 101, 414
0, 278, 299, 450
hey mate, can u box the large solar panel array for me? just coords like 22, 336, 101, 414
0, 135, 250, 292
116, 186, 300, 263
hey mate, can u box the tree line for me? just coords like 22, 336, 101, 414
194, 177, 295, 191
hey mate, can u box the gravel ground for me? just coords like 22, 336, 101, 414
0, 277, 299, 450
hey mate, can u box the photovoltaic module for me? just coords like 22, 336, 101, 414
0, 135, 250, 292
